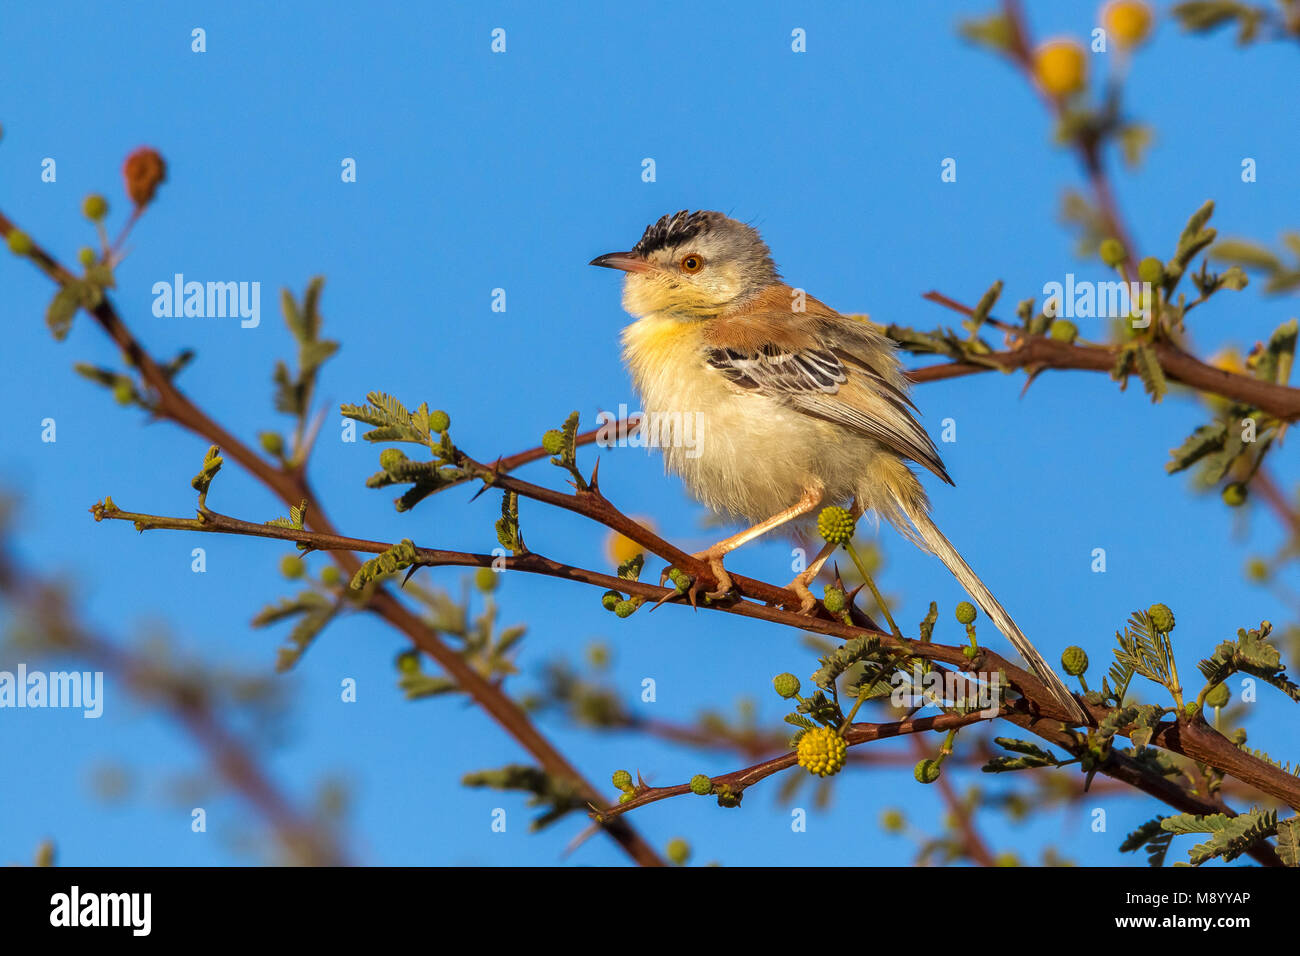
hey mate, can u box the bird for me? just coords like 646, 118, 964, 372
590, 209, 1089, 724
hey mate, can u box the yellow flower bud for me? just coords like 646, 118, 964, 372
1033, 39, 1088, 98
1102, 1, 1153, 48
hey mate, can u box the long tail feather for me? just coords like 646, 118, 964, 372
902, 503, 1090, 724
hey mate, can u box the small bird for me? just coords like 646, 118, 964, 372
591, 210, 1088, 724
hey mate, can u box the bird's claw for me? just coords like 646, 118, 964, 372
784, 570, 819, 615
692, 547, 735, 603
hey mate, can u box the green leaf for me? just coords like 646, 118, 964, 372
46, 286, 79, 341
190, 445, 224, 503
349, 538, 420, 590
267, 499, 308, 530
1211, 238, 1281, 271
1276, 817, 1300, 867
1162, 808, 1278, 865
1134, 344, 1167, 402
1121, 816, 1173, 866
1166, 422, 1227, 475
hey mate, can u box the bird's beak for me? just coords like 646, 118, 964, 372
589, 251, 653, 274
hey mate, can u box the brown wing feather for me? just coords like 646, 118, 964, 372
704, 286, 953, 485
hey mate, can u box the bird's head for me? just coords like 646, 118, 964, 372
590, 210, 779, 318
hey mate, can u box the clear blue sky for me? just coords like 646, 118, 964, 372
2, 1, 1297, 866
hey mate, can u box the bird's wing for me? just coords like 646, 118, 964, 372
703, 294, 953, 485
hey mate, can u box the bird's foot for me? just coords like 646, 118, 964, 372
690, 546, 735, 601
784, 569, 820, 615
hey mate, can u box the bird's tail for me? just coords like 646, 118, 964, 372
900, 501, 1090, 724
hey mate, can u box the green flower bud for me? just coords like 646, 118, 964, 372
379, 447, 407, 471
823, 586, 846, 614
541, 429, 565, 455
689, 774, 712, 795
601, 590, 622, 611
397, 651, 420, 674
112, 381, 134, 405
962, 645, 979, 660
881, 808, 906, 833
280, 555, 305, 579
1147, 603, 1175, 633
474, 566, 499, 592
816, 506, 855, 545
914, 758, 942, 784
772, 673, 801, 699
1222, 482, 1247, 507
6, 230, 33, 256
618, 792, 633, 804
1205, 682, 1230, 709
428, 409, 450, 433
1048, 319, 1078, 343
320, 565, 341, 586
1099, 238, 1126, 267
611, 769, 633, 791
82, 194, 109, 222
259, 431, 284, 456
613, 600, 637, 619
1061, 646, 1089, 676
955, 601, 977, 625
1245, 558, 1269, 582
77, 246, 97, 267
1137, 256, 1164, 285
665, 838, 691, 865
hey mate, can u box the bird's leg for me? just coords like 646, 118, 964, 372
692, 484, 824, 600
786, 497, 865, 614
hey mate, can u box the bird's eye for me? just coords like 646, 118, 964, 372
680, 254, 704, 273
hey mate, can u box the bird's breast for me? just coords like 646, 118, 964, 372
620, 314, 857, 521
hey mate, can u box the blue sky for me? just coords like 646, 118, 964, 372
1, 1, 1297, 866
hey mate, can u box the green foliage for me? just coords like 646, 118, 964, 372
1165, 200, 1217, 287
350, 538, 420, 591
342, 391, 468, 511
1120, 816, 1174, 867
460, 765, 584, 831
1277, 817, 1300, 867
495, 491, 524, 554
1161, 808, 1279, 865
252, 588, 341, 673
1132, 343, 1167, 402
1111, 609, 1181, 703
1196, 621, 1300, 703
1166, 421, 1229, 475
45, 263, 115, 341
266, 499, 307, 531
981, 737, 1067, 773
964, 279, 1002, 338
546, 411, 587, 489
273, 278, 338, 422
1173, 1, 1272, 45
190, 445, 223, 506
1212, 235, 1300, 294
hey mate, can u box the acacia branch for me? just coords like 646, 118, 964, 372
593, 710, 997, 821
90, 496, 1300, 837
912, 291, 1300, 421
